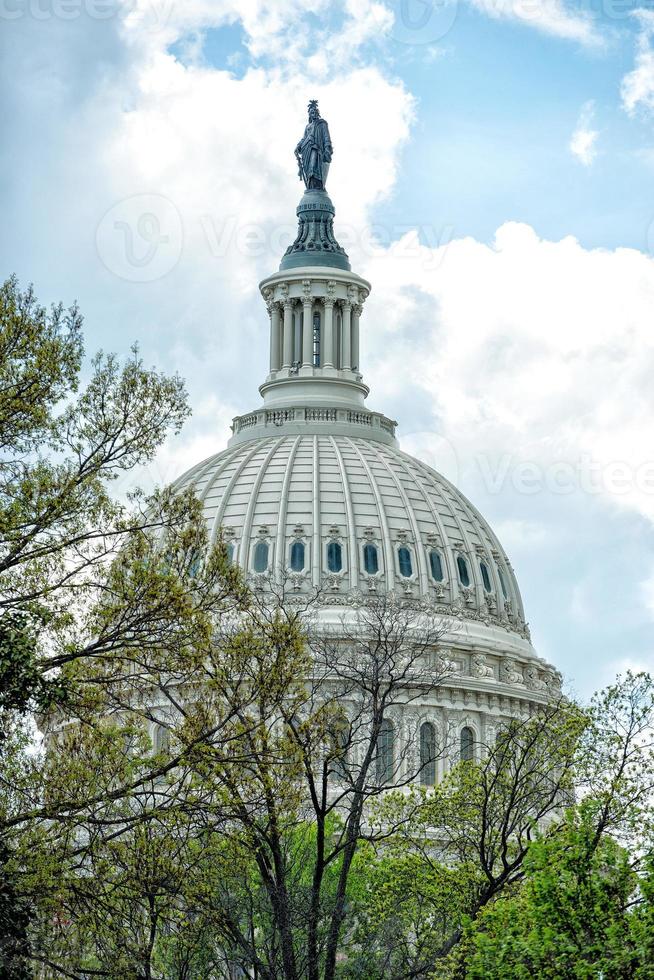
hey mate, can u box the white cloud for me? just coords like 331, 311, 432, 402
124, 0, 392, 72
569, 100, 598, 166
621, 10, 654, 116
467, 0, 600, 46
360, 223, 654, 526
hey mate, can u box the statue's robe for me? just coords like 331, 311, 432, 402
296, 117, 333, 189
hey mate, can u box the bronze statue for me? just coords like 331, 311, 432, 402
295, 100, 333, 190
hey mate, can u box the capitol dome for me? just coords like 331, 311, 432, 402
171, 105, 561, 748
174, 432, 533, 661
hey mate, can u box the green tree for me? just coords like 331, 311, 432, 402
458, 807, 649, 979
0, 275, 221, 978
0, 275, 190, 712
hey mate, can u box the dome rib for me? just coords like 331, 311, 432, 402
345, 437, 395, 592
240, 438, 286, 572
329, 436, 359, 591
311, 436, 320, 588
209, 439, 267, 549
371, 444, 431, 597
402, 452, 477, 607
275, 436, 302, 583
393, 451, 458, 596
198, 446, 241, 508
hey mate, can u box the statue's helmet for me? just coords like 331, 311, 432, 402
308, 99, 320, 117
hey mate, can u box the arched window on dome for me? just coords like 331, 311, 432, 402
313, 311, 321, 367
420, 722, 437, 786
363, 542, 379, 575
153, 724, 171, 756
460, 726, 474, 763
330, 721, 349, 780
253, 540, 269, 573
480, 560, 492, 593
457, 554, 470, 587
376, 719, 394, 785
290, 540, 305, 572
327, 541, 342, 573
226, 541, 235, 564
398, 546, 413, 578
187, 548, 202, 578
497, 565, 509, 600
429, 549, 444, 582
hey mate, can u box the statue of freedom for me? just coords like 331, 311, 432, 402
295, 100, 333, 190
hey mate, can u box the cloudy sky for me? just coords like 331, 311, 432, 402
3, 0, 654, 696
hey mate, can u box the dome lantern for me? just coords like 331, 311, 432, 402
229, 101, 397, 446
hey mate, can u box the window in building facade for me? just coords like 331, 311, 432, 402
376, 719, 394, 785
313, 311, 321, 367
420, 722, 437, 785
398, 546, 413, 578
457, 554, 470, 587
429, 549, 444, 582
363, 542, 379, 575
253, 540, 269, 573
327, 541, 342, 573
460, 726, 474, 762
290, 540, 305, 572
480, 560, 492, 592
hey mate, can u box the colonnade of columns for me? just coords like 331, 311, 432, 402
268, 297, 362, 374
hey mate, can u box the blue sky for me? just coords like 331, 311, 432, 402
2, 0, 654, 696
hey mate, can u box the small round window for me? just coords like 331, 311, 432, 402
457, 555, 470, 587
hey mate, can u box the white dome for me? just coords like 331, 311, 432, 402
173, 432, 531, 649
166, 181, 561, 709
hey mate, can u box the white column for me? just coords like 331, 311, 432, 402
351, 303, 361, 372
302, 281, 313, 367
282, 299, 293, 369
341, 301, 351, 371
323, 300, 335, 368
270, 303, 281, 372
